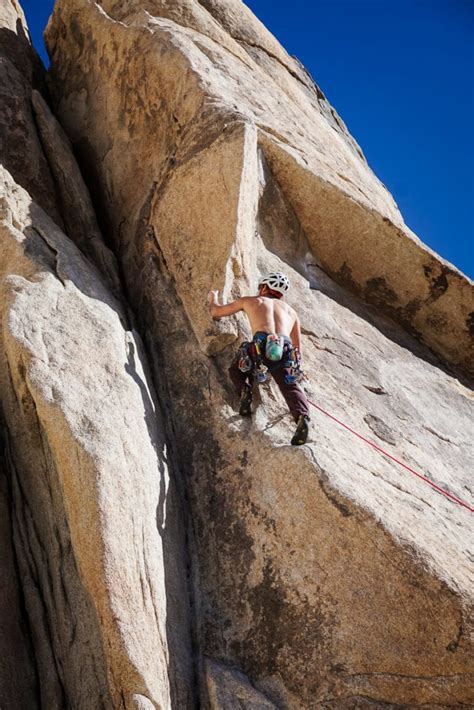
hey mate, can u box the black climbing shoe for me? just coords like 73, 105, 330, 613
291, 415, 310, 446
239, 386, 253, 416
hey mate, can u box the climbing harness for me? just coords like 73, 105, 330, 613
306, 398, 474, 513
238, 339, 268, 382
237, 342, 253, 373
237, 334, 306, 385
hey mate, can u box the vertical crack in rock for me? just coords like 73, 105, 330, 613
0, 419, 40, 710
30, 89, 122, 295
118, 195, 202, 707
0, 4, 63, 225
28, 225, 67, 287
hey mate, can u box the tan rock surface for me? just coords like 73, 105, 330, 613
205, 658, 277, 709
0, 165, 194, 708
1, 0, 473, 707
42, 0, 474, 707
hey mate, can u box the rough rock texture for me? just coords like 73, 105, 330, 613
0, 0, 473, 708
36, 0, 474, 707
205, 658, 277, 709
0, 164, 194, 708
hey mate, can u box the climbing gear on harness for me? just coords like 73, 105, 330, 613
283, 346, 306, 384
239, 385, 253, 416
258, 272, 290, 296
253, 339, 269, 382
237, 335, 304, 386
265, 334, 285, 361
291, 415, 310, 446
230, 332, 310, 427
255, 364, 269, 383
237, 338, 269, 382
237, 342, 253, 373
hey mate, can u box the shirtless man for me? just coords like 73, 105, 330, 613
208, 272, 310, 445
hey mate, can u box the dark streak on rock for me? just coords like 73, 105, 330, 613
337, 261, 358, 292
237, 558, 331, 698
466, 312, 474, 337
446, 617, 463, 652
318, 478, 352, 518
364, 277, 398, 307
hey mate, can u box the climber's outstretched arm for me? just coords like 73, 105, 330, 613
208, 290, 245, 320
290, 316, 302, 358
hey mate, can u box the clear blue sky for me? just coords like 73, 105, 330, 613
22, 0, 474, 278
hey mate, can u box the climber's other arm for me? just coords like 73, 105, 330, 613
290, 316, 302, 358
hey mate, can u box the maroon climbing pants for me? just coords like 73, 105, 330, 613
228, 351, 310, 423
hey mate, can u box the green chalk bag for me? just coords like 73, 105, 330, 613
265, 334, 284, 361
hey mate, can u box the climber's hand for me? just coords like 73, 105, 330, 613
207, 290, 219, 306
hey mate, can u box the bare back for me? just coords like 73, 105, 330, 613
241, 296, 296, 337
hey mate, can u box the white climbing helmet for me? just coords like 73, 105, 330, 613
258, 272, 290, 296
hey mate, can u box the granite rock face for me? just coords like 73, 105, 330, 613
0, 165, 194, 708
0, 0, 473, 708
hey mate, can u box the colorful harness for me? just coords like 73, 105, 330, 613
237, 333, 305, 384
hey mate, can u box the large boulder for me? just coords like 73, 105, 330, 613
41, 1, 474, 708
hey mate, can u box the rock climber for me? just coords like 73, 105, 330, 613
208, 272, 311, 445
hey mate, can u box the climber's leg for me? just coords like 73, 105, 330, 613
228, 356, 254, 416
271, 367, 310, 423
271, 367, 310, 444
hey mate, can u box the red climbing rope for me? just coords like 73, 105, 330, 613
307, 399, 474, 513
